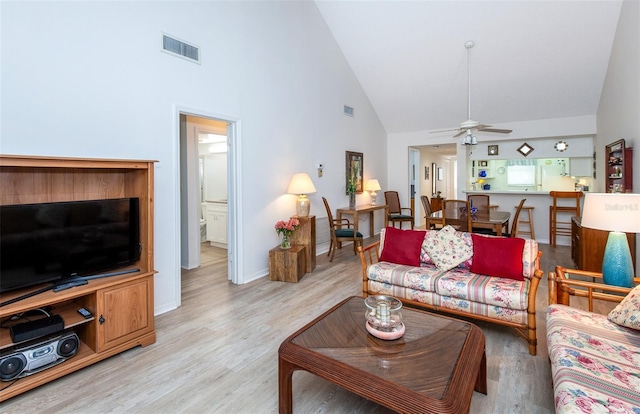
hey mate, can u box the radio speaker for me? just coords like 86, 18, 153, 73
0, 330, 79, 381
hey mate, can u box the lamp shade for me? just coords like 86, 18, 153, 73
581, 193, 640, 287
581, 193, 640, 233
366, 179, 381, 192
287, 173, 316, 195
287, 173, 316, 217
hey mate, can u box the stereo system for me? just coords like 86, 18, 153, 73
0, 331, 79, 381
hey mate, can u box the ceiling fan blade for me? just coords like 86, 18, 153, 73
479, 127, 512, 134
430, 127, 460, 134
452, 130, 466, 138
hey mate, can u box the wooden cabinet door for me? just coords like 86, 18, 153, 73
97, 276, 154, 352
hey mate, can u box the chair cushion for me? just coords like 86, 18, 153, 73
389, 214, 413, 220
470, 234, 525, 280
335, 229, 362, 238
379, 227, 426, 266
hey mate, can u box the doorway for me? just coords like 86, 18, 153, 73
178, 108, 241, 297
412, 144, 457, 227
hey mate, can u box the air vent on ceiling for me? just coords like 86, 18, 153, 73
162, 33, 200, 64
343, 105, 354, 117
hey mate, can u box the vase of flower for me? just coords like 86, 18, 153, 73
348, 179, 357, 209
280, 233, 291, 249
275, 218, 299, 250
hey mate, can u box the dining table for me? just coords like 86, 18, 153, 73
427, 210, 511, 236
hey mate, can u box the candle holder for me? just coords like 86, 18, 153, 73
364, 295, 405, 340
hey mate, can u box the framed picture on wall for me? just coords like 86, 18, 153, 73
345, 151, 364, 194
424, 166, 429, 180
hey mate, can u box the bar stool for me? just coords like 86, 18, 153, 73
549, 191, 583, 247
513, 205, 535, 239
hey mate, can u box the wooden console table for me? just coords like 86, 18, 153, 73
572, 217, 636, 272
290, 215, 315, 273
336, 204, 389, 238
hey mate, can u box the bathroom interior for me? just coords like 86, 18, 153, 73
199, 132, 228, 249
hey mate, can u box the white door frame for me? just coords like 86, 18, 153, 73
175, 105, 243, 306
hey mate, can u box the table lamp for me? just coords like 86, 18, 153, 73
581, 193, 640, 287
287, 172, 316, 217
366, 179, 381, 205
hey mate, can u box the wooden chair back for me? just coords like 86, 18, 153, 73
467, 194, 490, 215
443, 200, 472, 232
510, 198, 527, 238
385, 191, 402, 214
421, 195, 432, 218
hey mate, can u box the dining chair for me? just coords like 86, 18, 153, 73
442, 200, 472, 232
467, 194, 491, 215
384, 191, 414, 229
322, 197, 363, 262
510, 198, 527, 238
421, 195, 442, 229
549, 191, 583, 247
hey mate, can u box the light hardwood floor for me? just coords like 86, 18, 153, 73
3, 238, 578, 413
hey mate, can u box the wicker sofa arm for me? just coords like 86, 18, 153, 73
357, 242, 380, 297
548, 265, 639, 312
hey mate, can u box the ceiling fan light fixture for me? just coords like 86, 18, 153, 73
462, 130, 478, 146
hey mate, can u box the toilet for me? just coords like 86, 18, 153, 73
200, 203, 207, 242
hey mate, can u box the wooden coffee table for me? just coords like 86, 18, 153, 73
278, 296, 486, 413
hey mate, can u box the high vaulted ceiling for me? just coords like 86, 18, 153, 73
315, 1, 624, 136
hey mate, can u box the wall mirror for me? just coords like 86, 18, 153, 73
431, 162, 437, 195
345, 151, 364, 194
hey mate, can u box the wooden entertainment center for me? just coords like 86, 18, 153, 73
0, 155, 157, 401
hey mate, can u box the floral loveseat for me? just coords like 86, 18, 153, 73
358, 225, 543, 355
547, 266, 640, 413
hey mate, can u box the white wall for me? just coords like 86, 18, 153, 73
0, 2, 387, 314
596, 0, 640, 274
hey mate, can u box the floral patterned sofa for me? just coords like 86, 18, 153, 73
358, 225, 543, 355
547, 266, 640, 413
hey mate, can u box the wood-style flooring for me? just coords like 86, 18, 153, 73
2, 238, 584, 413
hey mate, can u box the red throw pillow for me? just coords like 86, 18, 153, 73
470, 234, 525, 280
379, 227, 427, 266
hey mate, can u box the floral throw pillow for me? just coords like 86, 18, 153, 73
608, 284, 640, 330
423, 225, 473, 272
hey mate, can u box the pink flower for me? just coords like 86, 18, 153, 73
275, 218, 300, 236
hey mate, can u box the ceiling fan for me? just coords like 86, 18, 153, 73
431, 40, 512, 145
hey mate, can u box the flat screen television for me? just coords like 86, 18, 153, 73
0, 198, 140, 294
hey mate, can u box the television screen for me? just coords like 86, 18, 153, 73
0, 198, 140, 293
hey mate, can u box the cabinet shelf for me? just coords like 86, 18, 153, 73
0, 301, 93, 350
605, 139, 633, 192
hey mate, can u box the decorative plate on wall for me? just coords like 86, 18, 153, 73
554, 141, 568, 152
517, 143, 534, 157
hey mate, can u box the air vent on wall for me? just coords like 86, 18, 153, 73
343, 105, 354, 117
162, 33, 200, 64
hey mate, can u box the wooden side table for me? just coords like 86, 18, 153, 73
290, 215, 316, 273
269, 245, 306, 283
